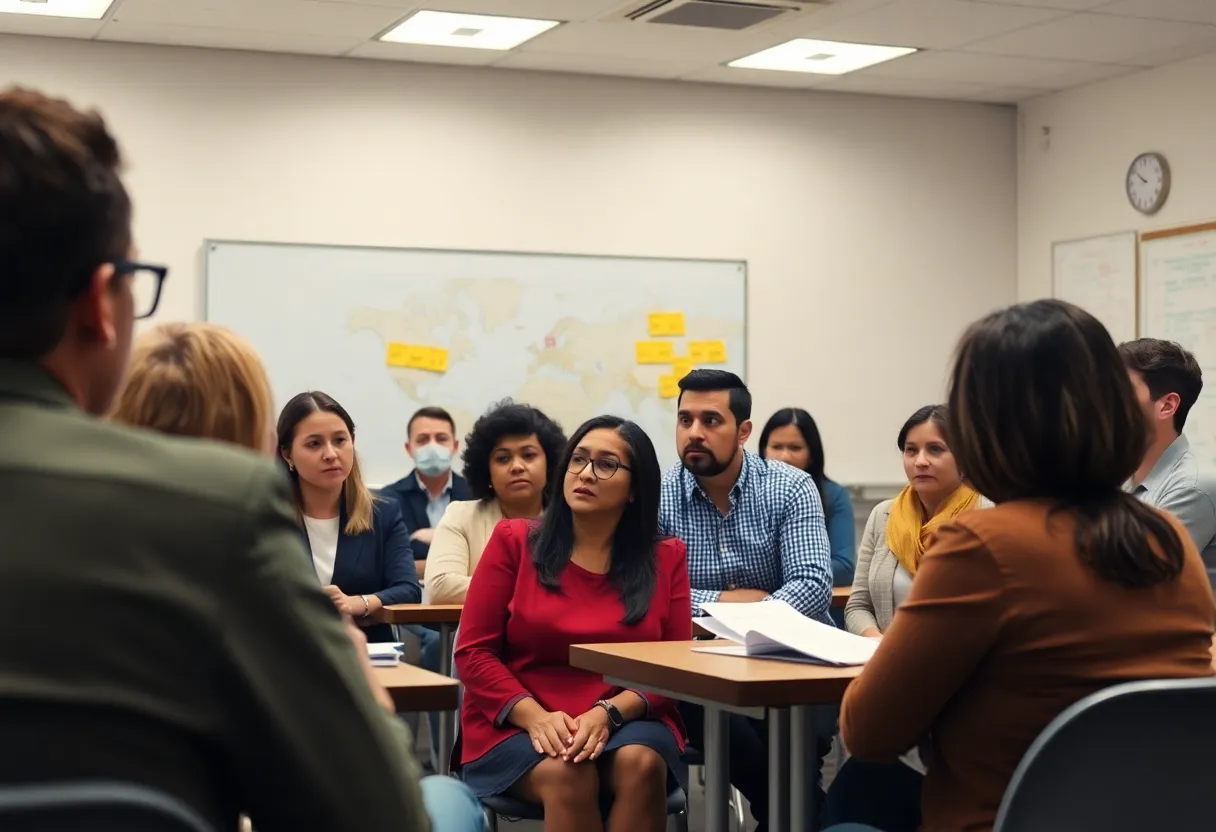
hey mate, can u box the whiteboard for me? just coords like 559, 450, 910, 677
1140, 224, 1216, 469
1052, 232, 1138, 346
205, 241, 747, 485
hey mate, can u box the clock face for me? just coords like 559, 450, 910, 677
1127, 152, 1170, 215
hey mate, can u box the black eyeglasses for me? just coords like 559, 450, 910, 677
568, 452, 631, 481
113, 259, 169, 319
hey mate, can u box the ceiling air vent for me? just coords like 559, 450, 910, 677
607, 0, 831, 31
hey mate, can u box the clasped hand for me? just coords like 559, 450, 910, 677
527, 707, 611, 763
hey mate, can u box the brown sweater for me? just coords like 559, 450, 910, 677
839, 500, 1215, 832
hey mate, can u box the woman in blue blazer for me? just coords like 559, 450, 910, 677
278, 391, 421, 644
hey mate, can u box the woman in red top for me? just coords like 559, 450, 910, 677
455, 415, 692, 832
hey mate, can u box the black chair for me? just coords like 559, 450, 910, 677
0, 781, 214, 831
994, 676, 1216, 832
483, 785, 688, 832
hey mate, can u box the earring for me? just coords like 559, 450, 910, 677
287, 463, 295, 472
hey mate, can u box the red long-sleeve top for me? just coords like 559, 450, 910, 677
455, 519, 692, 765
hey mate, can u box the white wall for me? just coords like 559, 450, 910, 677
1018, 54, 1216, 302
2, 35, 1017, 484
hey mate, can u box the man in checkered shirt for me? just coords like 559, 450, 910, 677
659, 369, 834, 830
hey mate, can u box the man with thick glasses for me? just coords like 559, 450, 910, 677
0, 87, 482, 832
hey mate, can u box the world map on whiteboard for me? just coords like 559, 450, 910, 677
204, 242, 747, 486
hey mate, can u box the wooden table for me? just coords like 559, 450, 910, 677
571, 640, 860, 832
376, 604, 463, 773
374, 662, 460, 713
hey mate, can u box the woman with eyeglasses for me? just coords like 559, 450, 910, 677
455, 416, 692, 832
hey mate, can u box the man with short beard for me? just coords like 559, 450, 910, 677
658, 369, 832, 830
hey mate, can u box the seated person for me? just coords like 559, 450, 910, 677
759, 407, 857, 586
109, 321, 485, 831
380, 406, 471, 571
0, 85, 475, 832
424, 399, 565, 605
660, 371, 833, 830
455, 416, 691, 832
1120, 338, 1216, 582
278, 391, 421, 643
840, 300, 1216, 832
828, 404, 980, 832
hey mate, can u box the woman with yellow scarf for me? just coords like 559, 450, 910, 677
826, 404, 981, 832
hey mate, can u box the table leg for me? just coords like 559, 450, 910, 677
789, 705, 817, 832
437, 624, 454, 775
704, 705, 731, 832
768, 708, 790, 832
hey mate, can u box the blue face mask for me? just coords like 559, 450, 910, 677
413, 443, 453, 477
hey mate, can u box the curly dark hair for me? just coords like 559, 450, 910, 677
461, 399, 566, 502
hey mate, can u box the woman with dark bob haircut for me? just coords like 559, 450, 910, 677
423, 399, 566, 605
836, 300, 1215, 832
455, 415, 691, 830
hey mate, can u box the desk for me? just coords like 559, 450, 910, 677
572, 640, 859, 832
374, 662, 460, 713
377, 604, 463, 773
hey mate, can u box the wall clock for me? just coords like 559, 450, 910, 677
1126, 152, 1170, 215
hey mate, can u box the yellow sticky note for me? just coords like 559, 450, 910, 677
404, 345, 430, 369
648, 312, 687, 337
672, 357, 693, 379
658, 374, 680, 399
635, 340, 675, 364
425, 347, 449, 373
689, 340, 727, 364
385, 342, 412, 368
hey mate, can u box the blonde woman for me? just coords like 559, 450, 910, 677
277, 391, 421, 643
110, 322, 274, 452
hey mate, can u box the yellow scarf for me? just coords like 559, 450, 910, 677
886, 483, 981, 575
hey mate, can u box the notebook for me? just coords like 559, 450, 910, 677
367, 642, 404, 667
692, 600, 879, 667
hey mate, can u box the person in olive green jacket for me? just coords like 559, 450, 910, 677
0, 87, 481, 832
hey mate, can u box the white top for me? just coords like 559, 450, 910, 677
892, 563, 915, 610
303, 515, 341, 585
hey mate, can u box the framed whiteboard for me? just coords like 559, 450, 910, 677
1140, 221, 1216, 468
1052, 232, 1138, 346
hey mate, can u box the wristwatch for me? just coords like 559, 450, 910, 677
595, 699, 625, 735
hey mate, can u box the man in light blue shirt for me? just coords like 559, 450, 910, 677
659, 369, 833, 829
1121, 339, 1216, 584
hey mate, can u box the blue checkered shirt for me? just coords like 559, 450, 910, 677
658, 450, 833, 624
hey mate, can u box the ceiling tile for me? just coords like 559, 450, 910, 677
801, 0, 1068, 50
110, 0, 405, 38
1099, 0, 1216, 25
493, 50, 695, 78
964, 85, 1048, 103
682, 64, 837, 89
514, 20, 741, 62
0, 15, 103, 37
96, 20, 363, 54
347, 39, 507, 64
814, 73, 995, 98
859, 50, 1132, 88
964, 12, 1216, 64
1125, 29, 1216, 67
968, 0, 1109, 9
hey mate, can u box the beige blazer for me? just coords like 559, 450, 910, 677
423, 499, 505, 604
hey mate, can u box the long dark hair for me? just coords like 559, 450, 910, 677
276, 390, 375, 536
897, 405, 951, 450
529, 415, 662, 625
758, 408, 832, 522
948, 299, 1185, 588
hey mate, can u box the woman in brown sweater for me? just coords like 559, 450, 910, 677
837, 299, 1215, 832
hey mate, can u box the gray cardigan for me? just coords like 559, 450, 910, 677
845, 495, 993, 635
845, 499, 899, 634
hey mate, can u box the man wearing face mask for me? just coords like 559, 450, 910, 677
383, 406, 472, 573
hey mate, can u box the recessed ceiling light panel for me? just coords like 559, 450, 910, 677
0, 0, 114, 19
729, 38, 917, 75
380, 10, 560, 51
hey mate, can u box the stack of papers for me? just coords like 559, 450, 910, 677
367, 642, 404, 667
693, 600, 878, 666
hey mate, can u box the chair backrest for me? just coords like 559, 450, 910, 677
0, 781, 215, 831
994, 676, 1216, 832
